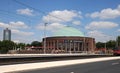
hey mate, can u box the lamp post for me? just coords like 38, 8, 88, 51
103, 35, 107, 54
44, 23, 47, 54
83, 32, 86, 54
116, 36, 118, 47
104, 41, 106, 50
70, 40, 72, 54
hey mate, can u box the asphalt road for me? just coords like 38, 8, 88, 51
0, 55, 113, 65
17, 59, 120, 73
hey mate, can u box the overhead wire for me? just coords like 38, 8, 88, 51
13, 0, 67, 22
13, 0, 86, 28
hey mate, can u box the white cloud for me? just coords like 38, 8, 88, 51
88, 5, 120, 19
12, 29, 34, 36
86, 21, 118, 30
12, 37, 34, 44
87, 30, 105, 37
0, 21, 34, 41
0, 21, 34, 43
87, 30, 114, 42
0, 21, 29, 29
17, 8, 34, 16
72, 21, 81, 25
42, 10, 82, 23
0, 21, 33, 36
40, 10, 82, 33
117, 29, 120, 32
13, 40, 20, 43
10, 21, 29, 29
37, 23, 66, 31
0, 22, 9, 28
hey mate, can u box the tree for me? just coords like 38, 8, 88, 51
0, 40, 15, 54
106, 40, 116, 49
17, 43, 26, 50
26, 44, 31, 46
116, 36, 120, 47
0, 41, 1, 49
31, 41, 42, 47
96, 42, 105, 49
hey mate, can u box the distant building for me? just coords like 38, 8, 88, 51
3, 28, 11, 41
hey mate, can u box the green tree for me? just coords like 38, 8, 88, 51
31, 41, 42, 47
96, 42, 105, 49
26, 44, 31, 47
117, 36, 120, 47
0, 40, 15, 54
106, 40, 116, 49
0, 41, 1, 49
17, 43, 26, 50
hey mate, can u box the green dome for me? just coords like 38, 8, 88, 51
54, 26, 84, 37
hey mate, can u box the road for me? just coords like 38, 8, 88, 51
17, 59, 120, 73
0, 54, 113, 65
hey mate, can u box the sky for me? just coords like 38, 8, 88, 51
0, 0, 120, 43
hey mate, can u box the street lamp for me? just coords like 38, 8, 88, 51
44, 23, 47, 54
103, 35, 107, 54
70, 40, 72, 54
116, 36, 119, 47
104, 42, 106, 50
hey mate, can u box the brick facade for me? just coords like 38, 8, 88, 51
43, 36, 95, 53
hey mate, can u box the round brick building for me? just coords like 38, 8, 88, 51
43, 26, 95, 53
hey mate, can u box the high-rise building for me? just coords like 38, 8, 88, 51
3, 28, 11, 41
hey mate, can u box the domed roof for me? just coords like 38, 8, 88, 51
53, 26, 84, 37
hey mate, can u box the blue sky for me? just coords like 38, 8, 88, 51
0, 0, 120, 43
